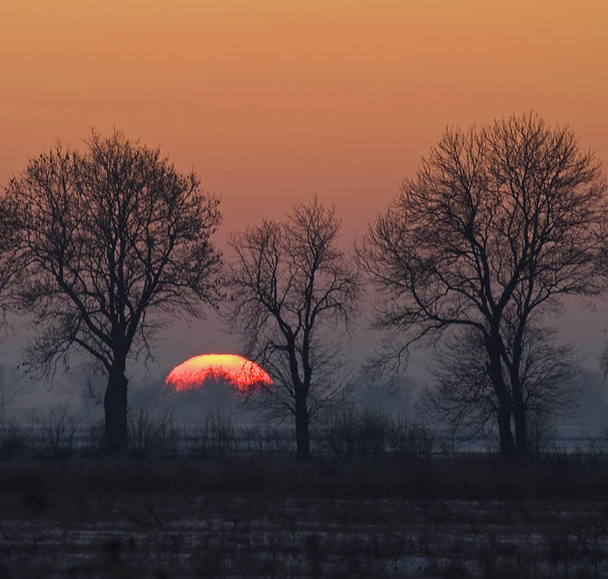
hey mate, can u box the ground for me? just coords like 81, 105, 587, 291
1, 457, 607, 577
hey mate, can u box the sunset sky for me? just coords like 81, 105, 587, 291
1, 1, 607, 383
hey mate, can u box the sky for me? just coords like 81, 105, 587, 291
1, 1, 608, 394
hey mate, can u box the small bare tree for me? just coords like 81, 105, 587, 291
361, 111, 606, 458
424, 325, 581, 446
5, 130, 222, 453
226, 197, 359, 459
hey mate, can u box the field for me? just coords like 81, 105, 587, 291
1, 457, 608, 578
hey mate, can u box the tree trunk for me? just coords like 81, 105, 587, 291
486, 341, 516, 459
295, 392, 310, 460
104, 361, 129, 454
497, 405, 516, 459
513, 404, 528, 457
509, 344, 528, 457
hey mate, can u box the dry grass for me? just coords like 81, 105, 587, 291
0, 457, 608, 577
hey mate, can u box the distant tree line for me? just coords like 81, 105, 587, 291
0, 112, 605, 459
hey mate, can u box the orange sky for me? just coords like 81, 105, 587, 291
1, 1, 608, 380
1, 1, 607, 239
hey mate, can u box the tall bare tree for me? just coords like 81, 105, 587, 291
226, 198, 359, 459
361, 111, 606, 458
5, 130, 222, 452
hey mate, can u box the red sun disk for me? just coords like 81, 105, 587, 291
165, 354, 272, 392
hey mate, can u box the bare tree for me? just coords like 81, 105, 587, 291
361, 111, 606, 458
226, 197, 359, 459
424, 325, 581, 447
5, 130, 222, 453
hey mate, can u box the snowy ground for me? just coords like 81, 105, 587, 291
1, 459, 608, 577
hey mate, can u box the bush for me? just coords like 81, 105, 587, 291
0, 420, 27, 457
28, 406, 82, 457
388, 416, 435, 458
192, 410, 237, 458
318, 406, 393, 459
127, 405, 179, 457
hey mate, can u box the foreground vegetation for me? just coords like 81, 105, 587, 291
1, 407, 608, 577
1, 457, 608, 577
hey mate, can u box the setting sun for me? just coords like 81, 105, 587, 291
165, 353, 272, 393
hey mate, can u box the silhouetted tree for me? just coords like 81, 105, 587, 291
226, 197, 358, 459
424, 325, 580, 448
361, 111, 606, 458
5, 130, 221, 453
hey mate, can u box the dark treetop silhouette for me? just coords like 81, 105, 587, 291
360, 111, 606, 458
226, 197, 359, 459
5, 130, 221, 453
